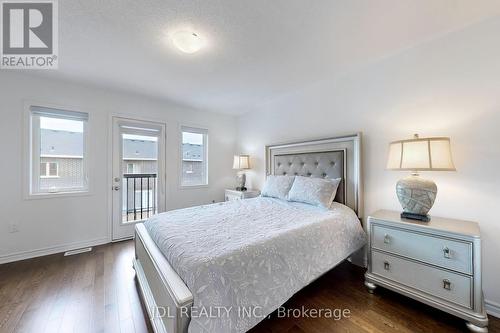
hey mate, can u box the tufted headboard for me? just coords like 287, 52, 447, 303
273, 151, 346, 204
266, 133, 362, 218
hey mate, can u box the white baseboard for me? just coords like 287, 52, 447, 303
0, 237, 110, 264
485, 300, 500, 319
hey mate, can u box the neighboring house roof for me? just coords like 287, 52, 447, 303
182, 143, 203, 162
41, 129, 203, 161
123, 138, 157, 160
41, 129, 83, 157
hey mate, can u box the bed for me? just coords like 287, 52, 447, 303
133, 134, 365, 333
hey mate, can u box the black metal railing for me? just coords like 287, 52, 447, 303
123, 173, 157, 222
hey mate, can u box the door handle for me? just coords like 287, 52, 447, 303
113, 186, 120, 191
443, 279, 451, 290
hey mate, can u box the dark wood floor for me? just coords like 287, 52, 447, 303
0, 241, 498, 333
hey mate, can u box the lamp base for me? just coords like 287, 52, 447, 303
396, 174, 437, 217
236, 172, 246, 191
401, 211, 430, 222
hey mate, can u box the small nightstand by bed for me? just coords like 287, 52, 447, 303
365, 210, 488, 332
225, 189, 260, 201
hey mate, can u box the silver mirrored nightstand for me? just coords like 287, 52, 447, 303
365, 210, 488, 332
225, 189, 260, 202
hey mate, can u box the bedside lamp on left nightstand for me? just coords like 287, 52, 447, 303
233, 154, 250, 191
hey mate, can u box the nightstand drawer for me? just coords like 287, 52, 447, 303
372, 224, 472, 274
372, 251, 472, 309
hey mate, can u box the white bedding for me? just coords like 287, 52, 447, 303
144, 197, 366, 333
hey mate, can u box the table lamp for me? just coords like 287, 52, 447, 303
387, 134, 456, 222
233, 155, 250, 191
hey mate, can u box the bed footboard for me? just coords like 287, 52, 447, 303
134, 223, 193, 333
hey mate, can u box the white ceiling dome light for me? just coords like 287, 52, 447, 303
172, 31, 205, 54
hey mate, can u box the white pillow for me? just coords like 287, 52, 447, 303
261, 175, 295, 200
287, 176, 341, 208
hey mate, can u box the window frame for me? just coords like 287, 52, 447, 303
25, 102, 91, 199
179, 125, 209, 188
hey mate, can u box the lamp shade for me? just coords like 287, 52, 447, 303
387, 135, 456, 171
233, 155, 250, 169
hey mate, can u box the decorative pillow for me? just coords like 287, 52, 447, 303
261, 175, 295, 200
287, 176, 341, 208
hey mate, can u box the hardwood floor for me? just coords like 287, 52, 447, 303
0, 241, 150, 333
0, 240, 498, 333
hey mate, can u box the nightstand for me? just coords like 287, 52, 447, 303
365, 210, 488, 332
225, 189, 260, 201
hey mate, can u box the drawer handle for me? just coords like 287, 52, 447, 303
383, 261, 390, 271
443, 246, 451, 259
443, 279, 452, 290
383, 234, 391, 244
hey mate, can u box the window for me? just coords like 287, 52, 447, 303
127, 163, 133, 173
180, 126, 208, 186
29, 106, 89, 195
40, 162, 59, 177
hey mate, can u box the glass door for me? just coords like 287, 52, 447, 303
111, 117, 166, 240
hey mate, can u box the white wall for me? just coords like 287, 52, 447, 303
237, 18, 500, 311
0, 72, 237, 262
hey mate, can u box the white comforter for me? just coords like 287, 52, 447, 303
144, 197, 366, 333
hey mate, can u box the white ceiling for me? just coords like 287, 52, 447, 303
38, 0, 500, 115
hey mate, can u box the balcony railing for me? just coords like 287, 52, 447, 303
123, 173, 157, 222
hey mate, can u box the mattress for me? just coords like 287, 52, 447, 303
144, 197, 366, 333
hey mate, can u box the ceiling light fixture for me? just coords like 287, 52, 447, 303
172, 31, 205, 54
